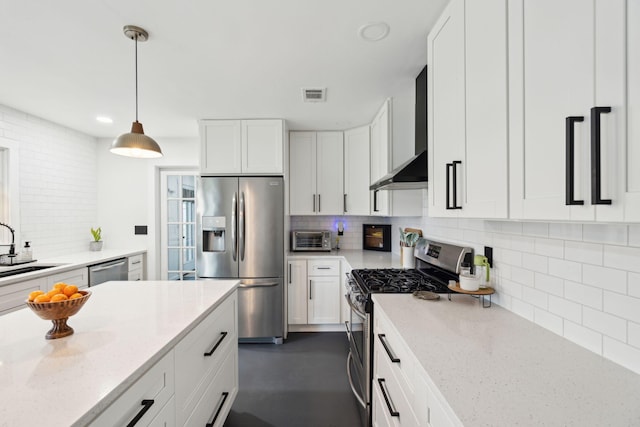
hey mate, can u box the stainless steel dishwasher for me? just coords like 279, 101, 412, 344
88, 258, 128, 286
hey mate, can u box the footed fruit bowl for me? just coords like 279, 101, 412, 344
26, 290, 91, 339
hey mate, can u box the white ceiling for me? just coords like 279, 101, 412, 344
0, 0, 448, 138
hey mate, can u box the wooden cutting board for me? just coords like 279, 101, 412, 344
404, 227, 423, 236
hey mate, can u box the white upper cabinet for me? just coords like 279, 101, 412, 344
370, 100, 392, 216
289, 131, 344, 215
509, 0, 638, 222
200, 119, 283, 175
428, 0, 508, 219
344, 126, 371, 215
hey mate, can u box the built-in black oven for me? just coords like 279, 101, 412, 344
362, 224, 391, 252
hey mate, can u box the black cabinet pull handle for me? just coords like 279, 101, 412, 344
446, 162, 452, 209
309, 280, 313, 300
591, 106, 612, 205
312, 194, 316, 212
565, 116, 585, 205
126, 399, 154, 427
204, 331, 228, 356
378, 334, 400, 363
377, 379, 399, 417
373, 190, 379, 212
344, 194, 347, 213
318, 194, 321, 212
288, 263, 292, 284
206, 392, 229, 427
446, 161, 462, 210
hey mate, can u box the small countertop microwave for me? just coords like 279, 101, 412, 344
291, 230, 332, 252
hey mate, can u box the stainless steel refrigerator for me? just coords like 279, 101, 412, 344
196, 176, 284, 341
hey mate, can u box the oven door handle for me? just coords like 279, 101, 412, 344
344, 295, 367, 320
347, 351, 367, 409
344, 320, 350, 336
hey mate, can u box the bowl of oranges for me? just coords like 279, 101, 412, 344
26, 283, 91, 340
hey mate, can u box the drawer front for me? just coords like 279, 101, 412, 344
89, 350, 175, 427
47, 267, 89, 288
128, 254, 144, 271
129, 270, 143, 281
307, 259, 340, 276
0, 278, 45, 315
183, 344, 238, 427
375, 347, 419, 427
175, 293, 237, 425
372, 376, 399, 427
375, 311, 415, 397
148, 396, 175, 427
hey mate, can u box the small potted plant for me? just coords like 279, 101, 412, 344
90, 227, 103, 251
399, 228, 420, 268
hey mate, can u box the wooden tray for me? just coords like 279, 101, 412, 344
448, 283, 495, 295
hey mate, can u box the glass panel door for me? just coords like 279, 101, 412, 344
160, 171, 197, 280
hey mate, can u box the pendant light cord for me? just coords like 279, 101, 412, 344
134, 33, 139, 122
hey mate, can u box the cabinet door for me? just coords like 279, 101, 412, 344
344, 126, 371, 215
370, 101, 391, 216
308, 276, 341, 324
509, 0, 595, 220
0, 278, 45, 315
316, 131, 344, 215
289, 132, 317, 215
242, 120, 284, 174
427, 0, 465, 218
200, 120, 242, 174
623, 0, 640, 220
287, 260, 308, 325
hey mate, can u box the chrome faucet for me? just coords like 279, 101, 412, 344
0, 222, 16, 256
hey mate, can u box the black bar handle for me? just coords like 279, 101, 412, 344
591, 106, 612, 205
318, 194, 321, 212
309, 279, 312, 300
206, 392, 230, 427
373, 190, 379, 212
312, 194, 316, 212
344, 194, 347, 213
378, 334, 400, 363
452, 160, 462, 209
446, 163, 452, 209
377, 379, 399, 417
204, 331, 228, 356
126, 399, 154, 427
288, 263, 292, 284
565, 116, 585, 205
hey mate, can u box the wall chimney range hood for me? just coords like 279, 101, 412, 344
370, 65, 428, 191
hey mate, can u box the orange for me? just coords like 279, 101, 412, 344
69, 293, 83, 300
46, 289, 62, 298
62, 285, 78, 297
34, 294, 51, 303
28, 290, 45, 302
50, 294, 68, 302
53, 283, 67, 291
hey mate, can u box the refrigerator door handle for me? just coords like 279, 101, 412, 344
239, 191, 245, 261
238, 281, 279, 288
231, 192, 238, 261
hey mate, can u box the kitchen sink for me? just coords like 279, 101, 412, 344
0, 265, 57, 278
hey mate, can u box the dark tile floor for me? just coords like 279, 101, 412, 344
224, 332, 362, 427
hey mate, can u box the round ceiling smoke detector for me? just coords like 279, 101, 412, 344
358, 22, 390, 42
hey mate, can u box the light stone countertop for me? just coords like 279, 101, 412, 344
0, 248, 147, 287
372, 293, 640, 426
287, 249, 402, 269
0, 280, 239, 427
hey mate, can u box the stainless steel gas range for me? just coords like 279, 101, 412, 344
345, 238, 473, 427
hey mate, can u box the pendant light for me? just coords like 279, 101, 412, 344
110, 25, 163, 158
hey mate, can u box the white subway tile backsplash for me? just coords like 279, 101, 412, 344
511, 268, 534, 287
603, 245, 640, 274
603, 292, 640, 324
534, 273, 564, 297
583, 223, 628, 245
548, 296, 582, 323
501, 221, 523, 235
564, 320, 603, 355
522, 286, 548, 309
603, 337, 640, 375
629, 273, 640, 298
522, 222, 549, 237
582, 307, 627, 341
526, 253, 549, 274
582, 265, 627, 294
629, 322, 640, 349
534, 237, 564, 258
511, 235, 535, 253
497, 278, 523, 299
628, 225, 640, 248
499, 248, 523, 267
564, 241, 603, 266
534, 308, 564, 335
548, 222, 583, 241
564, 280, 603, 309
511, 298, 535, 321
548, 258, 582, 282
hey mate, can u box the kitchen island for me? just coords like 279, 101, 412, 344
372, 293, 640, 426
0, 280, 239, 427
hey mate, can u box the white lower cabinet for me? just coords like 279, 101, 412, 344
46, 267, 89, 289
0, 277, 45, 315
89, 350, 175, 427
287, 258, 341, 326
148, 396, 175, 427
128, 254, 145, 281
374, 306, 460, 427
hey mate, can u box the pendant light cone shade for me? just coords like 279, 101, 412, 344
111, 25, 163, 158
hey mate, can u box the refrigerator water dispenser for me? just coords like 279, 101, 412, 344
202, 216, 226, 252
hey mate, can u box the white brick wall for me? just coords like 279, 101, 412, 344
0, 104, 98, 258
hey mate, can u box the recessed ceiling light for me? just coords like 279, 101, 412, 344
358, 22, 390, 42
96, 116, 113, 124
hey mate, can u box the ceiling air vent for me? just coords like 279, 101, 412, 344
302, 88, 326, 102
